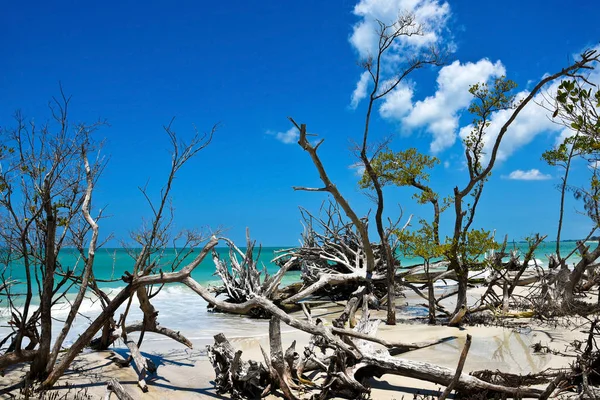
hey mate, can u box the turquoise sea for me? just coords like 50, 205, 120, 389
1, 247, 300, 295
0, 240, 586, 303
0, 240, 588, 347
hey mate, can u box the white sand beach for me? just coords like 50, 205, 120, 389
0, 285, 585, 399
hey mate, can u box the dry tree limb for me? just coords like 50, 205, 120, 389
448, 304, 468, 327
205, 290, 545, 398
353, 354, 542, 397
269, 317, 299, 399
92, 320, 193, 350
333, 293, 361, 329
0, 349, 38, 370
330, 326, 455, 354
290, 118, 376, 276
538, 372, 565, 400
105, 378, 135, 400
124, 339, 149, 392
41, 236, 219, 389
439, 333, 472, 400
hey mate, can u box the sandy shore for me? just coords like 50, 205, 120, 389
0, 286, 586, 399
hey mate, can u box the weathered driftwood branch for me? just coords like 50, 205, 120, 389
268, 317, 298, 399
290, 118, 376, 275
125, 339, 150, 392
207, 333, 269, 398
89, 322, 193, 351
0, 349, 38, 370
538, 372, 565, 400
105, 378, 135, 400
282, 269, 386, 304
439, 334, 472, 400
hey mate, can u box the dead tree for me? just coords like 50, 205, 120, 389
278, 204, 407, 317
0, 90, 106, 381
0, 93, 223, 392
290, 12, 443, 326
39, 236, 219, 389
355, 15, 444, 327
446, 49, 600, 321
88, 119, 217, 389
209, 229, 298, 317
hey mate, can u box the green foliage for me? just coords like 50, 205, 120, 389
455, 228, 499, 269
359, 148, 439, 204
468, 76, 518, 119
542, 143, 569, 166
543, 79, 600, 227
397, 220, 447, 261
398, 222, 497, 269
555, 80, 600, 132
464, 77, 518, 172
550, 79, 600, 151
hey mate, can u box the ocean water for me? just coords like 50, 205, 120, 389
0, 240, 589, 347
1, 246, 302, 301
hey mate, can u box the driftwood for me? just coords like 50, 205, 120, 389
124, 339, 151, 392
277, 205, 402, 307
209, 230, 298, 317
207, 295, 546, 399
105, 378, 135, 400
207, 333, 270, 399
439, 334, 472, 400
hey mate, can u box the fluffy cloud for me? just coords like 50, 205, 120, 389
458, 87, 558, 164
350, 0, 451, 59
378, 82, 414, 119
349, 161, 366, 177
349, 0, 451, 110
267, 128, 298, 144
504, 169, 552, 181
350, 71, 371, 109
458, 46, 600, 164
379, 59, 505, 152
348, 10, 598, 163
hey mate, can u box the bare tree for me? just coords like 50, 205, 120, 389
291, 12, 443, 326
0, 91, 222, 392
444, 49, 600, 319
0, 89, 106, 380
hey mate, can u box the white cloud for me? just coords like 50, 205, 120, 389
350, 71, 371, 109
349, 14, 599, 163
503, 169, 552, 181
458, 45, 600, 164
267, 128, 299, 144
381, 59, 505, 153
459, 87, 561, 163
349, 161, 366, 177
378, 82, 414, 119
554, 127, 575, 148
349, 0, 451, 109
350, 0, 451, 59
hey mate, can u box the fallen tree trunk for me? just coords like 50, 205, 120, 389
206, 291, 546, 398
351, 354, 542, 397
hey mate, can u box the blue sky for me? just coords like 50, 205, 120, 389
1, 0, 599, 246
